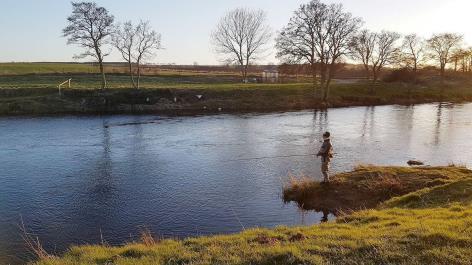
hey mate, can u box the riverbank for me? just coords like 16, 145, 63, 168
34, 166, 472, 265
2, 79, 472, 116
283, 165, 472, 212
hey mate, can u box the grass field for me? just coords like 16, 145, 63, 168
1, 62, 472, 115
0, 62, 246, 77
0, 63, 99, 75
33, 165, 472, 265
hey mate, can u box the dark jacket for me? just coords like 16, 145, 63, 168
317, 139, 333, 162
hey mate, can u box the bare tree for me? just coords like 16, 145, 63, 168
370, 31, 401, 84
427, 33, 463, 79
276, 0, 362, 101
63, 2, 114, 89
112, 21, 161, 89
211, 8, 272, 82
322, 3, 362, 101
401, 34, 426, 81
112, 21, 136, 88
134, 21, 161, 89
450, 47, 472, 73
350, 30, 376, 80
276, 0, 327, 89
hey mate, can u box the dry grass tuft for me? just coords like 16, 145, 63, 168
19, 217, 52, 260
139, 227, 158, 247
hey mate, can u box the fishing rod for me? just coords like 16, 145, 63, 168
222, 140, 332, 162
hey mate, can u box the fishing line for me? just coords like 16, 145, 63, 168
223, 153, 318, 163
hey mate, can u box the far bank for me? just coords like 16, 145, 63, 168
1, 79, 472, 116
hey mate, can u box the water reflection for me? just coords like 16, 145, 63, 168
361, 106, 376, 139
434, 103, 444, 146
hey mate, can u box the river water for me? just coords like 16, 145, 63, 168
1, 103, 471, 264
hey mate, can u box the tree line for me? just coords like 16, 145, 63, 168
63, 2, 161, 90
63, 1, 470, 101
212, 0, 469, 101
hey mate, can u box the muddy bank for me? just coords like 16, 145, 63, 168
283, 165, 472, 213
1, 85, 471, 116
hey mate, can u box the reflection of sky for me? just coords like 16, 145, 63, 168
0, 103, 471, 264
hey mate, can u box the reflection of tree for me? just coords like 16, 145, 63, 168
434, 103, 444, 146
311, 110, 328, 143
433, 103, 456, 146
82, 119, 115, 206
361, 106, 375, 141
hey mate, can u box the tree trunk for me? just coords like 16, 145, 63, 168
137, 62, 141, 89
99, 61, 107, 90
320, 63, 327, 86
240, 63, 247, 83
364, 64, 370, 80
129, 62, 136, 89
311, 63, 317, 97
413, 62, 417, 83
371, 68, 378, 94
323, 78, 331, 102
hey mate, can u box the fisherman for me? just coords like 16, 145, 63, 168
317, 131, 333, 183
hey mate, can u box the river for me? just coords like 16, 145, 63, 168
1, 102, 471, 264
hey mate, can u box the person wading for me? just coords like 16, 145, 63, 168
317, 132, 334, 183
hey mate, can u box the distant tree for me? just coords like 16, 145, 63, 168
401, 34, 426, 81
322, 4, 362, 101
350, 29, 376, 80
112, 21, 136, 88
463, 48, 472, 72
276, 0, 362, 101
134, 21, 161, 89
370, 31, 401, 85
276, 0, 326, 89
112, 21, 161, 89
211, 8, 272, 82
449, 48, 471, 72
63, 2, 114, 89
427, 33, 463, 79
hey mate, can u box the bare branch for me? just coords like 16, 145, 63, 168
427, 33, 463, 78
211, 8, 272, 82
63, 1, 114, 89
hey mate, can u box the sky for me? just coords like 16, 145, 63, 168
0, 0, 471, 65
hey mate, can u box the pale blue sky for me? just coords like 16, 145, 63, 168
0, 0, 471, 64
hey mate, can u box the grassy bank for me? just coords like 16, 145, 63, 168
34, 166, 472, 265
283, 165, 472, 212
1, 74, 472, 116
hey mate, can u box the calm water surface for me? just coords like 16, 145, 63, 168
1, 103, 471, 264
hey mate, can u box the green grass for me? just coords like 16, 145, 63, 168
33, 166, 472, 265
283, 165, 472, 211
0, 62, 242, 78
1, 75, 472, 115
0, 63, 98, 75
0, 73, 308, 90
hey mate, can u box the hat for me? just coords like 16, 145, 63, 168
323, 131, 330, 138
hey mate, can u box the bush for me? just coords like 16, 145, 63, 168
383, 68, 417, 83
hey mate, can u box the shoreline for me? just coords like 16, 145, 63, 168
34, 165, 472, 265
1, 82, 471, 117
